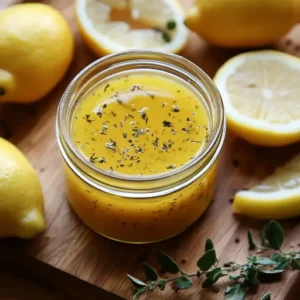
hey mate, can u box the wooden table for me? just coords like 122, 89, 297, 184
1, 1, 300, 299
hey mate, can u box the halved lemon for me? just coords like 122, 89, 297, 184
75, 0, 188, 56
233, 155, 300, 220
214, 50, 300, 147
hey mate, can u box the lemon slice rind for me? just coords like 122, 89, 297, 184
76, 0, 188, 55
214, 50, 300, 146
233, 155, 300, 220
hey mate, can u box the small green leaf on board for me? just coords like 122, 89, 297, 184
174, 276, 193, 289
156, 251, 180, 274
197, 249, 217, 271
141, 263, 159, 281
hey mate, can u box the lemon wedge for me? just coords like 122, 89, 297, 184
214, 50, 300, 146
75, 0, 188, 55
233, 155, 300, 220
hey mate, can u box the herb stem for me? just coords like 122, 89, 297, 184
256, 246, 272, 254
164, 272, 202, 283
175, 263, 253, 280
165, 273, 199, 283
138, 262, 268, 295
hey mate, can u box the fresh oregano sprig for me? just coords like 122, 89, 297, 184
127, 221, 300, 300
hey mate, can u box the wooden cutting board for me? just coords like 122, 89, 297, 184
1, 1, 300, 299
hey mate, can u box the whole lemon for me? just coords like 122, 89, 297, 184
0, 138, 45, 238
185, 0, 300, 48
0, 3, 74, 103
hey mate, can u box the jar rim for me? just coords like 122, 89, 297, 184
57, 50, 226, 194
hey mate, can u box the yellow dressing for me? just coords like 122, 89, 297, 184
65, 163, 217, 242
66, 70, 217, 243
72, 71, 210, 176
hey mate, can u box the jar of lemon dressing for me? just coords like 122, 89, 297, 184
56, 51, 226, 244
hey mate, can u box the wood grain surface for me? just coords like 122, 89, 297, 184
1, 1, 300, 299
0, 249, 121, 299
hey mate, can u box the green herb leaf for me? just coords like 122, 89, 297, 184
162, 31, 171, 43
245, 267, 260, 286
197, 249, 217, 271
141, 263, 159, 281
206, 267, 224, 281
258, 269, 284, 275
127, 274, 147, 289
261, 223, 269, 247
174, 276, 192, 289
274, 258, 290, 270
247, 230, 257, 250
255, 257, 276, 266
266, 221, 285, 250
261, 293, 271, 300
133, 288, 148, 300
290, 260, 300, 270
202, 278, 214, 288
89, 153, 98, 164
156, 251, 180, 274
202, 267, 224, 288
105, 142, 116, 152
225, 284, 248, 300
162, 120, 172, 127
271, 253, 285, 263
166, 20, 176, 30
205, 239, 214, 252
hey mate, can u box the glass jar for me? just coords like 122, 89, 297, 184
56, 50, 226, 244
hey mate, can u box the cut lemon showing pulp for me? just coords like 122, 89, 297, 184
233, 155, 300, 220
76, 0, 188, 56
214, 50, 300, 147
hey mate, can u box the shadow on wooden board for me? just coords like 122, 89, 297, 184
0, 245, 122, 300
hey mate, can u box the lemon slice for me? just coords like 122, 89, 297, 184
214, 50, 300, 146
76, 0, 188, 55
233, 155, 300, 220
